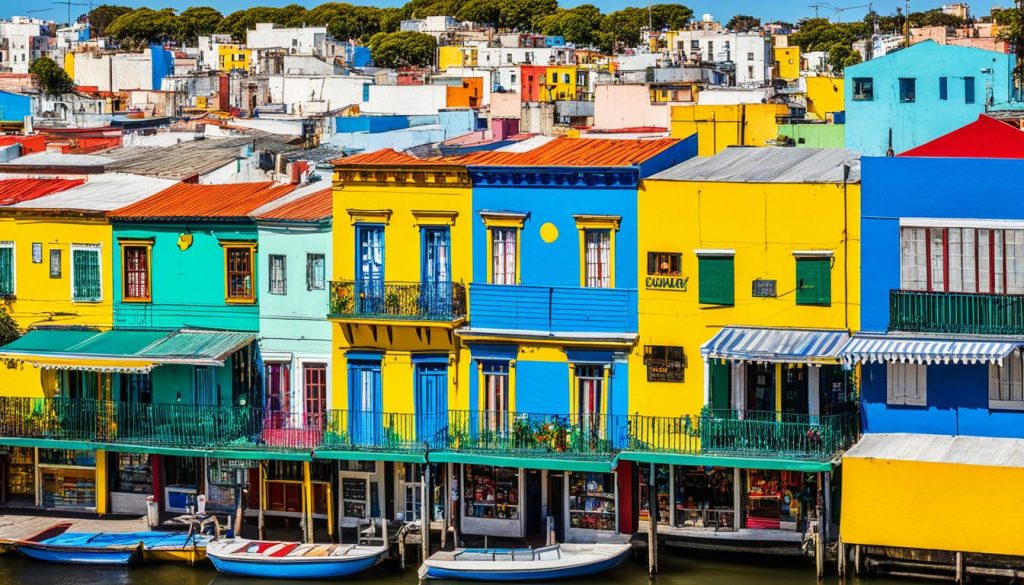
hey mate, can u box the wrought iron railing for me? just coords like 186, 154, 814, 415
329, 280, 467, 321
889, 289, 1024, 335
445, 411, 628, 456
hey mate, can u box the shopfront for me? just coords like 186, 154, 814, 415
2, 447, 36, 507
109, 452, 154, 514
567, 471, 617, 537
338, 460, 383, 527
462, 464, 522, 538
39, 449, 98, 510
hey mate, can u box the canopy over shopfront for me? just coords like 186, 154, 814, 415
0, 328, 256, 373
701, 326, 850, 364
840, 333, 1022, 366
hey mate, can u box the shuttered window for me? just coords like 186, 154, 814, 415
306, 253, 326, 290
887, 363, 927, 406
698, 254, 734, 305
72, 245, 101, 302
796, 257, 832, 306
0, 243, 13, 297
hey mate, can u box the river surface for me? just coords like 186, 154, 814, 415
0, 550, 920, 585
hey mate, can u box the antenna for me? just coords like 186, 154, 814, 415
809, 3, 832, 18
51, 0, 91, 27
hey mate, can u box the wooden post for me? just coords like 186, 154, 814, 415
326, 482, 335, 542
422, 464, 432, 561
95, 449, 107, 516
854, 544, 862, 576
837, 535, 846, 578
451, 463, 460, 549
823, 471, 832, 544
257, 463, 266, 540
302, 461, 314, 543
440, 463, 448, 550
815, 532, 824, 578
647, 463, 658, 576
955, 551, 965, 585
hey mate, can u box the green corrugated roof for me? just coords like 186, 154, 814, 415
1, 329, 98, 353
140, 330, 255, 362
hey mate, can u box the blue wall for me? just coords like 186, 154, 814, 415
845, 41, 1016, 155
150, 44, 174, 93
0, 91, 31, 123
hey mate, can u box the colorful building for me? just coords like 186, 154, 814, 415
543, 65, 577, 101
217, 43, 251, 73
670, 104, 790, 156
805, 76, 844, 121
773, 46, 800, 80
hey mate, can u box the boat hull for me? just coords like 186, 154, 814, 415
17, 545, 138, 566
420, 545, 630, 581
208, 550, 384, 579
143, 548, 207, 565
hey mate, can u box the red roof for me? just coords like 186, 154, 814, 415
109, 181, 296, 220
900, 114, 1024, 158
256, 188, 332, 221
0, 178, 85, 205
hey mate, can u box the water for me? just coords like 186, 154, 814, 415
0, 551, 918, 585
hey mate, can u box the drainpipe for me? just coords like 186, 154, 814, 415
843, 163, 850, 331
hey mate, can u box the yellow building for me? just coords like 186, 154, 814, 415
217, 44, 251, 72
670, 103, 789, 156
438, 46, 478, 70
805, 76, 845, 120
542, 65, 577, 101
773, 46, 800, 80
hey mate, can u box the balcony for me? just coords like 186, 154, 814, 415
889, 289, 1024, 335
468, 284, 637, 335
329, 280, 467, 323
446, 411, 628, 458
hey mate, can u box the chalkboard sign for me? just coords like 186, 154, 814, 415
752, 279, 777, 298
343, 477, 366, 501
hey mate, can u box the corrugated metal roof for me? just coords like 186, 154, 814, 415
701, 326, 850, 364
252, 186, 332, 222
109, 181, 296, 221
649, 146, 861, 183
839, 333, 1020, 366
0, 152, 113, 169
9, 174, 177, 213
462, 137, 680, 167
844, 433, 1024, 468
101, 133, 304, 179
139, 329, 255, 363
0, 178, 84, 205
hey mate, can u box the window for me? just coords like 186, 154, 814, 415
269, 254, 286, 295
584, 230, 611, 288
510, 73, 517, 83
965, 76, 975, 104
647, 252, 682, 275
575, 364, 605, 416
747, 52, 754, 60
899, 78, 916, 103
900, 225, 1024, 294
550, 72, 557, 83
225, 245, 255, 302
697, 253, 734, 305
990, 350, 1024, 410
491, 228, 517, 285
121, 243, 151, 302
0, 242, 12, 297
644, 345, 686, 382
690, 40, 700, 50
361, 83, 370, 101
482, 361, 510, 431
939, 76, 948, 100
852, 77, 873, 100
120, 373, 152, 403
795, 256, 832, 306
49, 249, 61, 279
306, 253, 326, 290
563, 73, 570, 83
886, 363, 926, 406
304, 363, 328, 420
71, 245, 101, 302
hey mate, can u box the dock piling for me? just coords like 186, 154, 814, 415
647, 463, 658, 576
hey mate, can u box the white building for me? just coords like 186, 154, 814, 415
0, 17, 49, 73
266, 74, 371, 115
871, 33, 905, 59
72, 48, 163, 92
472, 44, 575, 67
668, 30, 772, 86
247, 23, 328, 56
197, 34, 234, 71
400, 16, 462, 39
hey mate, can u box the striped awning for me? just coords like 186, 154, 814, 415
701, 327, 850, 364
840, 334, 1022, 366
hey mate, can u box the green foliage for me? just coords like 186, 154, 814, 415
790, 17, 869, 74
104, 7, 177, 45
602, 4, 693, 52
996, 2, 1024, 90
87, 5, 133, 38
0, 302, 19, 348
369, 31, 437, 68
215, 5, 309, 41
176, 7, 224, 45
826, 44, 862, 74
537, 4, 604, 47
909, 8, 966, 28
29, 56, 75, 96
305, 3, 403, 42
726, 14, 761, 31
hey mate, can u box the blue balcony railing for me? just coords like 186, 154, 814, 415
329, 280, 467, 322
468, 283, 637, 333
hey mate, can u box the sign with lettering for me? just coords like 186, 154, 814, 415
645, 276, 689, 291
752, 279, 777, 298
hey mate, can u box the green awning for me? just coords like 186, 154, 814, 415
0, 437, 97, 451
313, 449, 427, 463
429, 451, 614, 473
96, 443, 313, 462
618, 450, 836, 472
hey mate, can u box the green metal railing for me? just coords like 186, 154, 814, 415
329, 280, 467, 321
890, 289, 1024, 335
446, 411, 628, 457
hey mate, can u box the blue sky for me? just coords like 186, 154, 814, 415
8, 0, 958, 25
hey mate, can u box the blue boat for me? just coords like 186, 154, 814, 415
205, 538, 388, 579
15, 522, 208, 566
419, 543, 632, 581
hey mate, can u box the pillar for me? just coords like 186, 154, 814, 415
95, 449, 107, 516
258, 463, 266, 540
422, 464, 432, 561
647, 463, 658, 576
774, 363, 783, 416
955, 551, 965, 585
150, 454, 163, 508
838, 534, 846, 577
302, 461, 314, 543
808, 365, 821, 422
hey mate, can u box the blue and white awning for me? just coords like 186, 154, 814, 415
701, 327, 850, 364
840, 334, 1023, 366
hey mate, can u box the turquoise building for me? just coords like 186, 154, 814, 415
844, 41, 1019, 155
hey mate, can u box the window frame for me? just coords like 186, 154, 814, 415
0, 241, 14, 298
794, 253, 833, 306
964, 76, 975, 104
49, 248, 61, 279
899, 223, 1024, 294
696, 250, 735, 306
306, 253, 326, 291
886, 362, 927, 406
898, 77, 916, 103
938, 76, 948, 100
69, 243, 102, 303
482, 212, 526, 285
575, 215, 620, 288
644, 345, 686, 382
989, 349, 1024, 411
119, 240, 153, 303
647, 251, 682, 276
268, 253, 287, 295
852, 77, 874, 101
222, 242, 257, 304
480, 360, 514, 432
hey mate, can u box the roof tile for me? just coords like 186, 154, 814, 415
108, 181, 296, 221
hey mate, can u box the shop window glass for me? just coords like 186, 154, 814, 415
886, 362, 927, 406
674, 466, 735, 530
990, 349, 1024, 409
745, 470, 807, 530
644, 345, 686, 382
639, 464, 670, 525
569, 472, 616, 531
464, 465, 518, 520
116, 453, 152, 494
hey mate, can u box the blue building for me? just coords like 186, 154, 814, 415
0, 91, 31, 124
844, 41, 1020, 156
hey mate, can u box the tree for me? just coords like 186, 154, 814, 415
727, 14, 761, 32
369, 31, 437, 67
790, 17, 869, 52
215, 5, 309, 41
88, 4, 133, 38
29, 57, 75, 96
538, 4, 605, 47
996, 1, 1024, 91
176, 7, 223, 45
105, 8, 177, 45
499, 0, 558, 31
455, 0, 504, 27
909, 8, 966, 28
826, 43, 862, 73
602, 4, 693, 52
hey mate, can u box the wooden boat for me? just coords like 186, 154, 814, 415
15, 523, 208, 566
206, 538, 388, 579
419, 542, 632, 581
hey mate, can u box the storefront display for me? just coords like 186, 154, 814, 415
673, 466, 734, 530
110, 453, 152, 514
39, 449, 97, 510
568, 472, 616, 532
745, 470, 806, 530
164, 456, 200, 513
638, 464, 670, 524
464, 465, 518, 520
338, 460, 381, 526
7, 447, 34, 503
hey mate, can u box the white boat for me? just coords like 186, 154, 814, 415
206, 538, 387, 579
419, 542, 632, 581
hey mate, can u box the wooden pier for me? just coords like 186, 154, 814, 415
0, 511, 149, 551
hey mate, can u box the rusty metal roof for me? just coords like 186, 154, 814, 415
252, 184, 332, 222
108, 181, 296, 221
0, 178, 85, 205
333, 149, 458, 167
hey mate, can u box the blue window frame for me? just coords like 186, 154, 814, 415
899, 78, 916, 103
965, 76, 975, 104
348, 360, 382, 445
355, 224, 384, 314
939, 76, 947, 100
414, 358, 448, 447
420, 227, 451, 319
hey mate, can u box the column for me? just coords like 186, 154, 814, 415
302, 461, 314, 543
809, 365, 821, 423
95, 449, 107, 515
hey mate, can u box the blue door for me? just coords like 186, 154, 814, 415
414, 362, 448, 447
356, 225, 385, 315
348, 361, 382, 446
420, 227, 451, 319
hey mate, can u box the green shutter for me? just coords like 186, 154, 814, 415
698, 256, 734, 305
709, 359, 731, 410
73, 248, 101, 301
796, 257, 831, 306
0, 246, 12, 296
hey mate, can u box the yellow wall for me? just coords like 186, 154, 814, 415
63, 52, 75, 78
631, 179, 861, 417
806, 76, 845, 120
670, 104, 789, 156
217, 45, 251, 72
773, 46, 800, 80
543, 66, 577, 101
438, 46, 477, 70
842, 456, 1024, 556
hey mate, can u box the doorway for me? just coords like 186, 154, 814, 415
547, 472, 565, 542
